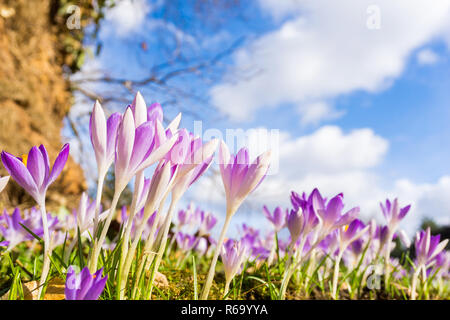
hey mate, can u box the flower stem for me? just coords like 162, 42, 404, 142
132, 192, 169, 300
410, 266, 421, 300
146, 195, 180, 299
92, 169, 106, 239
332, 251, 343, 299
89, 191, 121, 272
223, 280, 231, 299
200, 213, 232, 300
384, 231, 393, 289
38, 202, 51, 300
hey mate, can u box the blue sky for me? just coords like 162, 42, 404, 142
68, 0, 450, 237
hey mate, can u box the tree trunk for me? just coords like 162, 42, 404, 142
0, 0, 86, 210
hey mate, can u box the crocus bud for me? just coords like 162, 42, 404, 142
89, 101, 122, 175
219, 141, 271, 216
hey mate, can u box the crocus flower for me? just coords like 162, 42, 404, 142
1, 144, 69, 206
0, 207, 58, 251
379, 199, 411, 286
89, 101, 122, 176
415, 228, 448, 269
0, 208, 31, 250
411, 227, 449, 300
332, 220, 369, 299
198, 211, 218, 236
221, 239, 249, 297
169, 130, 218, 201
195, 237, 208, 256
311, 188, 360, 239
176, 232, 197, 252
74, 192, 108, 236
337, 219, 369, 253
114, 106, 177, 193
177, 208, 192, 228
65, 266, 107, 300
263, 206, 287, 232
219, 141, 271, 216
0, 175, 9, 193
287, 205, 319, 246
380, 198, 411, 231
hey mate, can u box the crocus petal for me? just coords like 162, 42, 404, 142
38, 145, 50, 181
90, 101, 107, 168
128, 122, 155, 172
335, 207, 360, 228
147, 102, 163, 123
47, 143, 70, 186
131, 92, 147, 126
105, 113, 122, 167
398, 204, 411, 220
1, 151, 40, 202
167, 112, 182, 133
27, 146, 46, 189
76, 267, 95, 300
115, 108, 135, 186
135, 132, 178, 172
64, 266, 78, 300
238, 150, 271, 198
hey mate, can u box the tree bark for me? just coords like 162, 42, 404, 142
0, 0, 87, 210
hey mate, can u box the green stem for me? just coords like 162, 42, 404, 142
200, 213, 233, 300
89, 191, 121, 272
146, 195, 180, 299
38, 202, 51, 300
332, 251, 343, 299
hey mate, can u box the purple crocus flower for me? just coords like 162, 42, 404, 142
114, 106, 177, 192
0, 208, 58, 251
65, 266, 107, 300
198, 211, 218, 236
74, 192, 108, 236
311, 188, 360, 238
415, 228, 448, 268
287, 205, 319, 246
221, 239, 249, 294
380, 198, 411, 230
89, 101, 122, 176
1, 144, 69, 206
195, 237, 208, 256
176, 232, 197, 252
337, 219, 369, 252
219, 141, 271, 216
169, 131, 218, 201
177, 208, 192, 227
263, 206, 287, 232
0, 208, 31, 250
410, 228, 448, 300
148, 102, 163, 123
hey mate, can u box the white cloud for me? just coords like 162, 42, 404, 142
188, 125, 450, 236
416, 48, 440, 65
210, 0, 450, 123
298, 102, 345, 126
104, 0, 151, 37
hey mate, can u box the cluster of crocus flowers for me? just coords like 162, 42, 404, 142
1, 91, 448, 301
